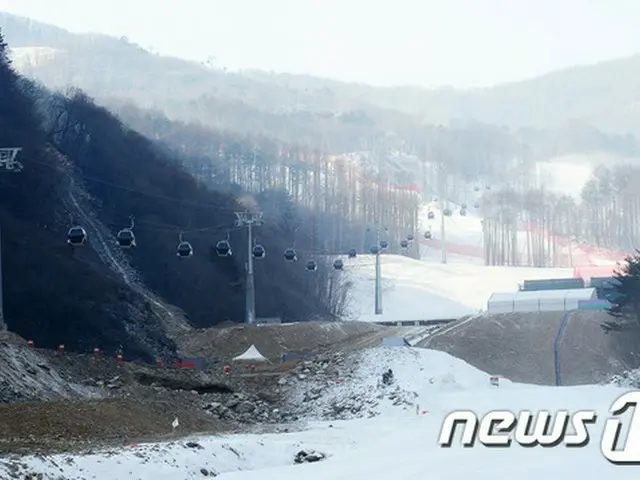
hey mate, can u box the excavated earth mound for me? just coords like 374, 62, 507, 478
176, 321, 419, 362
417, 311, 631, 385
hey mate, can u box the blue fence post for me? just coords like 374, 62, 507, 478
554, 309, 575, 386
554, 300, 611, 386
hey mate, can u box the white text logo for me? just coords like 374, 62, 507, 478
438, 391, 640, 464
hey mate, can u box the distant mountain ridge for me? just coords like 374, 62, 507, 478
0, 13, 640, 139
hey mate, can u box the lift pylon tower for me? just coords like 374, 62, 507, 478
235, 211, 263, 325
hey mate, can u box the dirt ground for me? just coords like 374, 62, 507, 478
0, 321, 422, 455
175, 321, 412, 361
418, 311, 631, 385
0, 396, 229, 455
0, 336, 274, 454
0, 364, 294, 456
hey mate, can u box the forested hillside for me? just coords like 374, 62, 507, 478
110, 101, 423, 254
5, 12, 640, 272
479, 161, 640, 266
0, 31, 175, 359
0, 29, 348, 360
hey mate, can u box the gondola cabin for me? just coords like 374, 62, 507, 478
117, 229, 136, 248
215, 240, 232, 257
284, 248, 297, 262
177, 241, 193, 257
252, 245, 266, 259
67, 226, 87, 246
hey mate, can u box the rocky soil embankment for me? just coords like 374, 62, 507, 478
0, 333, 295, 453
278, 350, 420, 421
0, 321, 444, 454
0, 332, 95, 403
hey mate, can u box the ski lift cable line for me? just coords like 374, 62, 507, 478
7, 159, 334, 257
0, 168, 242, 235
23, 156, 394, 258
100, 216, 245, 236
4, 165, 242, 234
26, 157, 246, 215
22, 160, 335, 258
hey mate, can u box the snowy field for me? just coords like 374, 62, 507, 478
337, 187, 622, 322
6, 346, 635, 479
343, 252, 572, 322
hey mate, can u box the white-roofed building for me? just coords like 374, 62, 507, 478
487, 288, 597, 314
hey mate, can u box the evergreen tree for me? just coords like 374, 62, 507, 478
0, 27, 13, 74
0, 28, 6, 58
0, 28, 10, 75
603, 250, 640, 331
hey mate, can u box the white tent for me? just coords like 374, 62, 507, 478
232, 344, 268, 362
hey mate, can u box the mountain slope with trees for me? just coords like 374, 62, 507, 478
5, 13, 640, 272
0, 28, 347, 361
0, 30, 175, 360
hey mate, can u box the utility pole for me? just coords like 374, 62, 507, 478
374, 225, 383, 315
235, 210, 263, 325
440, 196, 447, 264
371, 136, 384, 316
439, 164, 447, 264
0, 148, 23, 330
367, 222, 386, 316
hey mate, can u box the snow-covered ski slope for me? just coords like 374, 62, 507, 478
343, 252, 572, 322
9, 346, 634, 479
343, 180, 626, 322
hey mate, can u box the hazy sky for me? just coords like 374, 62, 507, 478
1, 0, 640, 88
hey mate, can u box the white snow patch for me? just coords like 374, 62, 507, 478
9, 46, 66, 68
343, 253, 572, 322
